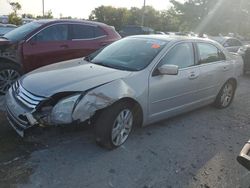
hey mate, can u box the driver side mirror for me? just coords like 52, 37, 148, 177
158, 64, 179, 75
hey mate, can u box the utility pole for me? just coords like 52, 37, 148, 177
42, 0, 45, 17
141, 0, 146, 26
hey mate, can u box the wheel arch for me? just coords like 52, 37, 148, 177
227, 77, 237, 89
0, 57, 22, 69
113, 97, 144, 127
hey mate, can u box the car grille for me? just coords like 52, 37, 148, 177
12, 81, 46, 109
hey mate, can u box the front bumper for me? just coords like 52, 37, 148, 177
5, 87, 38, 137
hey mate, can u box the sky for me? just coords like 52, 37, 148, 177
0, 0, 184, 19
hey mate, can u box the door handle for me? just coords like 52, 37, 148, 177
60, 44, 69, 49
223, 66, 229, 71
189, 72, 199, 80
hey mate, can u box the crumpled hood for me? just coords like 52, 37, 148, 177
20, 58, 132, 97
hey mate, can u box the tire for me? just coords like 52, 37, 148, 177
214, 80, 236, 109
94, 101, 137, 150
0, 62, 22, 95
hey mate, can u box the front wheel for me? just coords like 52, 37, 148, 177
95, 101, 136, 150
0, 63, 21, 95
214, 80, 236, 109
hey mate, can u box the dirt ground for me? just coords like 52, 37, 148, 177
0, 76, 250, 188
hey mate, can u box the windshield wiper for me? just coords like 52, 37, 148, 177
91, 61, 138, 71
91, 61, 115, 69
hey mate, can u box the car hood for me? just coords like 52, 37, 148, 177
20, 58, 132, 97
0, 38, 12, 45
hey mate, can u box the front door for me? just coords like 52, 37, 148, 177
149, 42, 200, 122
22, 24, 71, 72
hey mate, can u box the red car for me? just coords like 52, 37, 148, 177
0, 19, 121, 94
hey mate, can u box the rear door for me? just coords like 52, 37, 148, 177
195, 42, 229, 100
68, 24, 107, 58
22, 24, 70, 72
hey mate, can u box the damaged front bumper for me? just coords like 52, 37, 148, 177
5, 87, 38, 137
5, 79, 138, 137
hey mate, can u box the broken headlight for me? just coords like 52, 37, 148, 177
51, 94, 81, 124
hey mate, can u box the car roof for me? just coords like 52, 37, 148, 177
209, 36, 240, 44
33, 19, 109, 27
128, 34, 216, 43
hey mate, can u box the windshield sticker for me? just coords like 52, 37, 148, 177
146, 40, 166, 46
151, 44, 161, 49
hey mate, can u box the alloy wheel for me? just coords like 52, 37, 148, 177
0, 69, 20, 94
111, 109, 133, 146
220, 82, 234, 107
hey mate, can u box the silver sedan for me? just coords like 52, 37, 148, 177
6, 35, 243, 149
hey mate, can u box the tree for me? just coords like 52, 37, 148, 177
8, 1, 22, 25
9, 2, 21, 14
88, 5, 180, 32
170, 0, 250, 36
22, 13, 35, 19
89, 6, 129, 31
37, 10, 53, 19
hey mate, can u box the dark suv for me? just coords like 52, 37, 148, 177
119, 25, 154, 37
0, 19, 121, 94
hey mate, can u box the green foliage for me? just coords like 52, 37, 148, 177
37, 10, 53, 19
8, 1, 22, 25
8, 12, 22, 25
22, 14, 35, 19
9, 2, 21, 14
170, 0, 250, 36
89, 6, 129, 31
89, 5, 179, 32
88, 1, 250, 37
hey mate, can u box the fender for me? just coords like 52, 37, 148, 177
72, 79, 136, 122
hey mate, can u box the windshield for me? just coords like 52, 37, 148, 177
0, 26, 16, 36
3, 22, 42, 41
91, 38, 167, 71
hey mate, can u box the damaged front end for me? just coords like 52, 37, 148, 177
6, 79, 135, 137
6, 82, 84, 137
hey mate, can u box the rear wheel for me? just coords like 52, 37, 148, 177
95, 101, 136, 150
214, 80, 236, 108
0, 62, 21, 95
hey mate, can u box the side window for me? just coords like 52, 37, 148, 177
71, 24, 95, 39
225, 39, 242, 47
159, 43, 194, 69
94, 27, 106, 37
197, 43, 225, 64
32, 24, 68, 42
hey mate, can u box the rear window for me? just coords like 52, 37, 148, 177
225, 39, 242, 47
71, 24, 95, 39
94, 27, 106, 37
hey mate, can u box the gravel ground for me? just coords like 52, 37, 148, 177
0, 76, 250, 188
